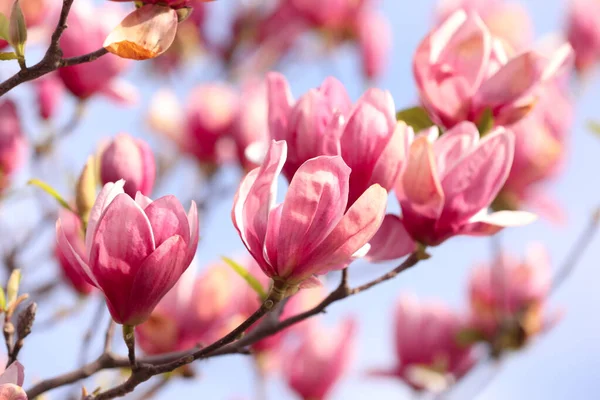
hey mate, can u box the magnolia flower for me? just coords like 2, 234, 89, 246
99, 134, 156, 198
284, 319, 356, 400
368, 123, 536, 261
232, 140, 387, 291
0, 362, 26, 400
0, 100, 27, 190
566, 0, 600, 73
56, 180, 199, 325
34, 74, 65, 121
371, 295, 476, 393
414, 10, 572, 128
268, 73, 408, 206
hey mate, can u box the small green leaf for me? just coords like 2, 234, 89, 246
0, 52, 17, 60
0, 12, 9, 41
476, 108, 494, 136
587, 120, 600, 136
8, 0, 26, 58
28, 179, 76, 214
396, 106, 435, 132
221, 256, 267, 300
6, 269, 21, 306
0, 287, 6, 312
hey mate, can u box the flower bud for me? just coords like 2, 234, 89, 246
8, 0, 27, 58
76, 156, 97, 225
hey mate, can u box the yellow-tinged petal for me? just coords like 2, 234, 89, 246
103, 5, 178, 60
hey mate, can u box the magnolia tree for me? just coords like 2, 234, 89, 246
0, 0, 596, 399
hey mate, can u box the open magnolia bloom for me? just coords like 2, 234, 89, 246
368, 122, 537, 261
105, 0, 213, 60
232, 140, 387, 292
414, 9, 573, 128
56, 180, 199, 326
0, 362, 26, 400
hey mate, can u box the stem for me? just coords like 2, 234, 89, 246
122, 325, 136, 370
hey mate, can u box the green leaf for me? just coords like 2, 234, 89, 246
6, 269, 20, 306
221, 256, 267, 300
476, 108, 494, 136
8, 0, 26, 58
28, 179, 76, 214
0, 52, 17, 60
0, 287, 6, 312
0, 12, 9, 41
587, 120, 600, 136
396, 106, 435, 132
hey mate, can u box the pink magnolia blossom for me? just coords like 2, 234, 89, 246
232, 140, 387, 290
267, 73, 408, 206
34, 74, 65, 121
136, 261, 243, 355
497, 78, 572, 222
0, 362, 26, 400
414, 10, 572, 128
0, 100, 27, 181
436, 0, 533, 52
566, 0, 600, 73
53, 210, 95, 296
368, 123, 536, 261
56, 180, 199, 325
58, 1, 136, 103
284, 318, 356, 400
468, 244, 555, 344
372, 295, 476, 392
100, 134, 156, 198
357, 11, 392, 80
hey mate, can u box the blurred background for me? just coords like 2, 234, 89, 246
1, 0, 600, 399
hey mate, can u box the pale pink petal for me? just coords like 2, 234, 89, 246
103, 5, 178, 60
429, 10, 469, 62
267, 72, 294, 141
298, 276, 323, 289
143, 195, 190, 247
126, 235, 188, 325
57, 219, 99, 288
433, 121, 479, 176
100, 79, 139, 105
368, 122, 411, 194
134, 191, 153, 209
86, 180, 126, 259
541, 43, 574, 81
399, 136, 444, 219
459, 210, 537, 235
367, 215, 416, 262
186, 201, 199, 265
521, 190, 566, 225
263, 203, 283, 276
276, 156, 350, 277
440, 128, 514, 222
307, 184, 388, 274
0, 361, 24, 386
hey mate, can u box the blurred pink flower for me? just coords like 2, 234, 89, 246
368, 123, 536, 260
232, 140, 387, 290
284, 318, 356, 400
0, 361, 26, 400
468, 243, 555, 345
56, 180, 199, 325
436, 0, 533, 51
99, 134, 156, 198
0, 100, 27, 190
414, 10, 572, 128
34, 74, 65, 121
566, 0, 600, 73
497, 78, 572, 223
54, 210, 95, 296
267, 73, 408, 206
371, 295, 476, 392
357, 10, 392, 80
58, 1, 136, 103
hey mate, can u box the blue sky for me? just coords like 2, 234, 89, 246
3, 0, 600, 399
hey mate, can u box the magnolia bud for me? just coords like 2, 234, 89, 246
76, 156, 97, 226
17, 302, 36, 340
8, 0, 26, 58
176, 7, 193, 22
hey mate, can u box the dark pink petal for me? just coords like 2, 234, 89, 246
276, 156, 350, 278
56, 219, 98, 288
144, 195, 190, 247
86, 180, 126, 259
367, 215, 416, 262
433, 121, 479, 177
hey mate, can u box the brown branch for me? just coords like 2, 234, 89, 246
0, 0, 108, 97
27, 253, 423, 399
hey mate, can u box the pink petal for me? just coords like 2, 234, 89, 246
298, 276, 323, 289
0, 361, 24, 386
276, 156, 351, 278
440, 127, 514, 223
103, 5, 178, 60
267, 72, 294, 141
263, 203, 283, 276
143, 195, 190, 247
232, 140, 287, 267
459, 210, 537, 235
134, 191, 153, 209
367, 215, 416, 262
307, 184, 388, 274
86, 180, 126, 260
186, 201, 199, 265
368, 122, 411, 195
433, 121, 479, 177
0, 383, 27, 399
399, 136, 444, 219
56, 219, 99, 288
100, 79, 139, 105
126, 235, 189, 325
